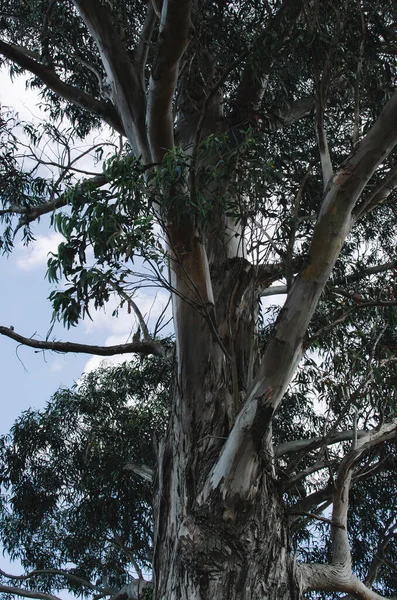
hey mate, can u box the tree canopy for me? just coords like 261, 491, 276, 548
1, 1, 397, 599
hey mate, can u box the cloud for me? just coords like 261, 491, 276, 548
50, 360, 65, 373
83, 353, 133, 375
82, 291, 172, 375
15, 233, 63, 271
84, 291, 172, 335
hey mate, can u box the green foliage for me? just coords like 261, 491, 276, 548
0, 357, 170, 595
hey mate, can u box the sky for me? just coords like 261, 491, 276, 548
0, 69, 175, 585
0, 72, 173, 434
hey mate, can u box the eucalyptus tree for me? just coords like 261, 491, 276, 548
1, 1, 397, 599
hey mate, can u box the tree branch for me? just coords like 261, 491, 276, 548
260, 259, 397, 299
298, 420, 397, 600
5, 173, 107, 233
199, 88, 397, 507
71, 0, 150, 161
0, 39, 124, 135
147, 0, 193, 161
276, 430, 366, 458
0, 585, 62, 600
0, 326, 165, 357
355, 162, 397, 218
124, 462, 154, 483
0, 568, 109, 595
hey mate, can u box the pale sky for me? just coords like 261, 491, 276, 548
0, 70, 172, 429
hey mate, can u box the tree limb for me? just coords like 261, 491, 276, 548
72, 0, 150, 161
355, 162, 397, 218
124, 462, 154, 482
0, 39, 124, 135
0, 326, 165, 357
147, 0, 194, 161
276, 429, 367, 458
199, 88, 397, 507
0, 568, 109, 595
5, 173, 108, 233
0, 585, 62, 600
298, 420, 397, 600
260, 259, 397, 298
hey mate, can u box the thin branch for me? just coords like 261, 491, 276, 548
108, 282, 151, 341
285, 166, 312, 289
0, 568, 109, 594
312, 44, 334, 191
9, 172, 108, 232
353, 3, 366, 146
355, 162, 397, 218
0, 39, 124, 134
0, 326, 165, 357
365, 518, 397, 588
289, 511, 345, 530
260, 259, 397, 298
298, 420, 397, 600
0, 584, 62, 600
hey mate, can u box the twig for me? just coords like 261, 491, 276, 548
288, 510, 346, 530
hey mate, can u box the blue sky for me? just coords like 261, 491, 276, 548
0, 69, 173, 587
0, 72, 172, 436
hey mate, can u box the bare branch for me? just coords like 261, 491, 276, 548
276, 429, 367, 458
72, 0, 150, 161
312, 45, 333, 191
0, 39, 124, 134
124, 462, 154, 482
0, 326, 165, 357
0, 585, 62, 600
260, 259, 397, 299
0, 568, 109, 595
147, 0, 194, 161
298, 420, 397, 600
355, 162, 397, 218
365, 518, 397, 588
289, 511, 345, 530
353, 4, 366, 146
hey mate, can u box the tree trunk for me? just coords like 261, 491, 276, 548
152, 225, 301, 599
154, 417, 300, 600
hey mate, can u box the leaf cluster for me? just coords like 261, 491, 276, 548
0, 356, 171, 594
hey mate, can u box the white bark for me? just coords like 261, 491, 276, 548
298, 420, 397, 600
199, 89, 397, 507
72, 0, 150, 161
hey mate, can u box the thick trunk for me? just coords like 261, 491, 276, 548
154, 432, 301, 600
152, 206, 301, 598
